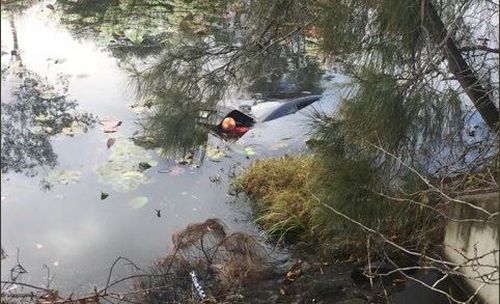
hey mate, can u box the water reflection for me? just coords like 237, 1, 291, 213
56, 0, 172, 59
50, 0, 324, 160
1, 0, 328, 293
128, 15, 323, 160
1, 14, 95, 176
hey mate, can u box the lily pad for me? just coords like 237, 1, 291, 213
94, 139, 157, 192
245, 147, 256, 156
129, 196, 148, 209
61, 120, 88, 136
45, 170, 81, 185
206, 146, 226, 160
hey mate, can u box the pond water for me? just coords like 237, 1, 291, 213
1, 1, 342, 294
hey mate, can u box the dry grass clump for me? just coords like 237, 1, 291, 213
138, 219, 274, 303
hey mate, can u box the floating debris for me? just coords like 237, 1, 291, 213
138, 162, 152, 171
106, 138, 116, 149
100, 191, 109, 200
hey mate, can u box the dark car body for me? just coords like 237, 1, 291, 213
197, 95, 321, 139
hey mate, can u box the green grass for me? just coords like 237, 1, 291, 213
235, 155, 318, 244
235, 154, 426, 259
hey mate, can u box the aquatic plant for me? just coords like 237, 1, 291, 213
94, 138, 157, 192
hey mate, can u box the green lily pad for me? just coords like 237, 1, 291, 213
94, 139, 157, 192
207, 146, 226, 160
61, 121, 88, 136
129, 196, 148, 209
45, 170, 81, 185
245, 147, 256, 156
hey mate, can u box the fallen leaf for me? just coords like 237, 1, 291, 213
100, 117, 122, 133
129, 196, 148, 209
106, 138, 116, 149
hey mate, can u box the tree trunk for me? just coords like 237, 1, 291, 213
424, 1, 499, 130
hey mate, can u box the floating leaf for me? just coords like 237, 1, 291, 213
39, 90, 56, 99
100, 192, 109, 200
100, 117, 122, 133
94, 139, 157, 192
45, 170, 81, 185
61, 121, 88, 136
129, 196, 148, 209
107, 138, 116, 149
206, 146, 226, 160
245, 147, 256, 156
138, 162, 152, 171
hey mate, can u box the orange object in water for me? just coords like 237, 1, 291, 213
221, 117, 236, 130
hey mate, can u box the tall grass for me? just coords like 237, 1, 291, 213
235, 154, 426, 258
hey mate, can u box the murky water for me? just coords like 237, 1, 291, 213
1, 1, 341, 294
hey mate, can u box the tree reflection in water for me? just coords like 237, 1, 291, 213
1, 71, 96, 176
1, 12, 95, 177
127, 3, 323, 160
50, 0, 324, 160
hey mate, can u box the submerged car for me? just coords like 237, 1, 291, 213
197, 95, 322, 139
